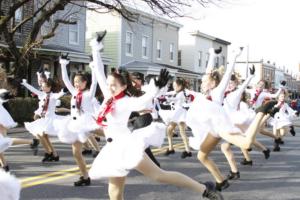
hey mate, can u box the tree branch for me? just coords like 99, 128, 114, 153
23, 0, 70, 52
11, 0, 52, 34
0, 0, 31, 28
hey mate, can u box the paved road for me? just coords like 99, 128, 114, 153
4, 123, 300, 200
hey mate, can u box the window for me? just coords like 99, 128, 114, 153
14, 7, 23, 33
126, 32, 133, 56
156, 40, 162, 59
221, 56, 226, 65
198, 51, 202, 67
215, 57, 219, 68
178, 50, 182, 66
69, 18, 79, 45
205, 52, 209, 68
142, 36, 148, 58
169, 43, 174, 61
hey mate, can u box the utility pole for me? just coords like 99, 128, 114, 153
246, 44, 249, 78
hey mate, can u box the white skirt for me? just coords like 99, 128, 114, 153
269, 112, 292, 130
24, 115, 65, 137
0, 135, 12, 153
0, 169, 21, 200
89, 122, 166, 179
54, 114, 99, 144
159, 107, 187, 124
186, 94, 241, 147
224, 102, 256, 127
0, 104, 17, 129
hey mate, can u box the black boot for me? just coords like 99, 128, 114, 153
202, 181, 224, 200
49, 154, 60, 162
290, 126, 296, 136
42, 153, 52, 162
240, 158, 253, 166
276, 138, 284, 145
82, 149, 92, 155
145, 147, 160, 167
227, 171, 240, 180
181, 151, 192, 159
263, 149, 270, 159
30, 138, 39, 155
164, 149, 175, 156
92, 151, 99, 158
215, 179, 229, 191
273, 142, 280, 152
74, 176, 91, 186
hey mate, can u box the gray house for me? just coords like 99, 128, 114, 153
86, 6, 199, 89
35, 2, 110, 86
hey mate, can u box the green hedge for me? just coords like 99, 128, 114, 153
6, 97, 39, 125
5, 95, 76, 125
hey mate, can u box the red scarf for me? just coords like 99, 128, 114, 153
41, 93, 50, 117
250, 89, 262, 105
96, 91, 126, 126
76, 90, 83, 110
206, 95, 212, 101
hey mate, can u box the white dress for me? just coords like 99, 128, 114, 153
158, 90, 187, 124
269, 102, 297, 130
22, 83, 65, 137
0, 89, 17, 129
0, 134, 12, 153
0, 169, 21, 200
89, 39, 166, 179
54, 59, 100, 144
187, 53, 240, 150
223, 75, 255, 126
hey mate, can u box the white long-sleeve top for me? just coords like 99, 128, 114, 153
22, 82, 64, 117
90, 39, 159, 131
223, 74, 254, 111
59, 59, 98, 119
247, 87, 283, 109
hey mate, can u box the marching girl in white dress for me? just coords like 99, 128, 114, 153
220, 67, 270, 180
0, 89, 39, 171
0, 169, 21, 200
89, 35, 223, 200
159, 78, 192, 159
269, 91, 298, 151
246, 80, 285, 152
22, 78, 64, 162
186, 47, 278, 191
56, 55, 99, 186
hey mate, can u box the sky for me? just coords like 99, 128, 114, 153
174, 0, 300, 74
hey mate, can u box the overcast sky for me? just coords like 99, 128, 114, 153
174, 0, 300, 74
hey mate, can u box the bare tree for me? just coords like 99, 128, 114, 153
0, 0, 220, 81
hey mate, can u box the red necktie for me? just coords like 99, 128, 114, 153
206, 95, 212, 101
96, 91, 126, 126
76, 90, 83, 110
250, 90, 262, 105
41, 93, 50, 117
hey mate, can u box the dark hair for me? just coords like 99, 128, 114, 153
72, 71, 91, 90
241, 91, 247, 103
110, 68, 142, 97
44, 78, 61, 93
131, 72, 145, 85
174, 77, 186, 92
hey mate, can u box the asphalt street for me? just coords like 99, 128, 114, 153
4, 121, 300, 200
